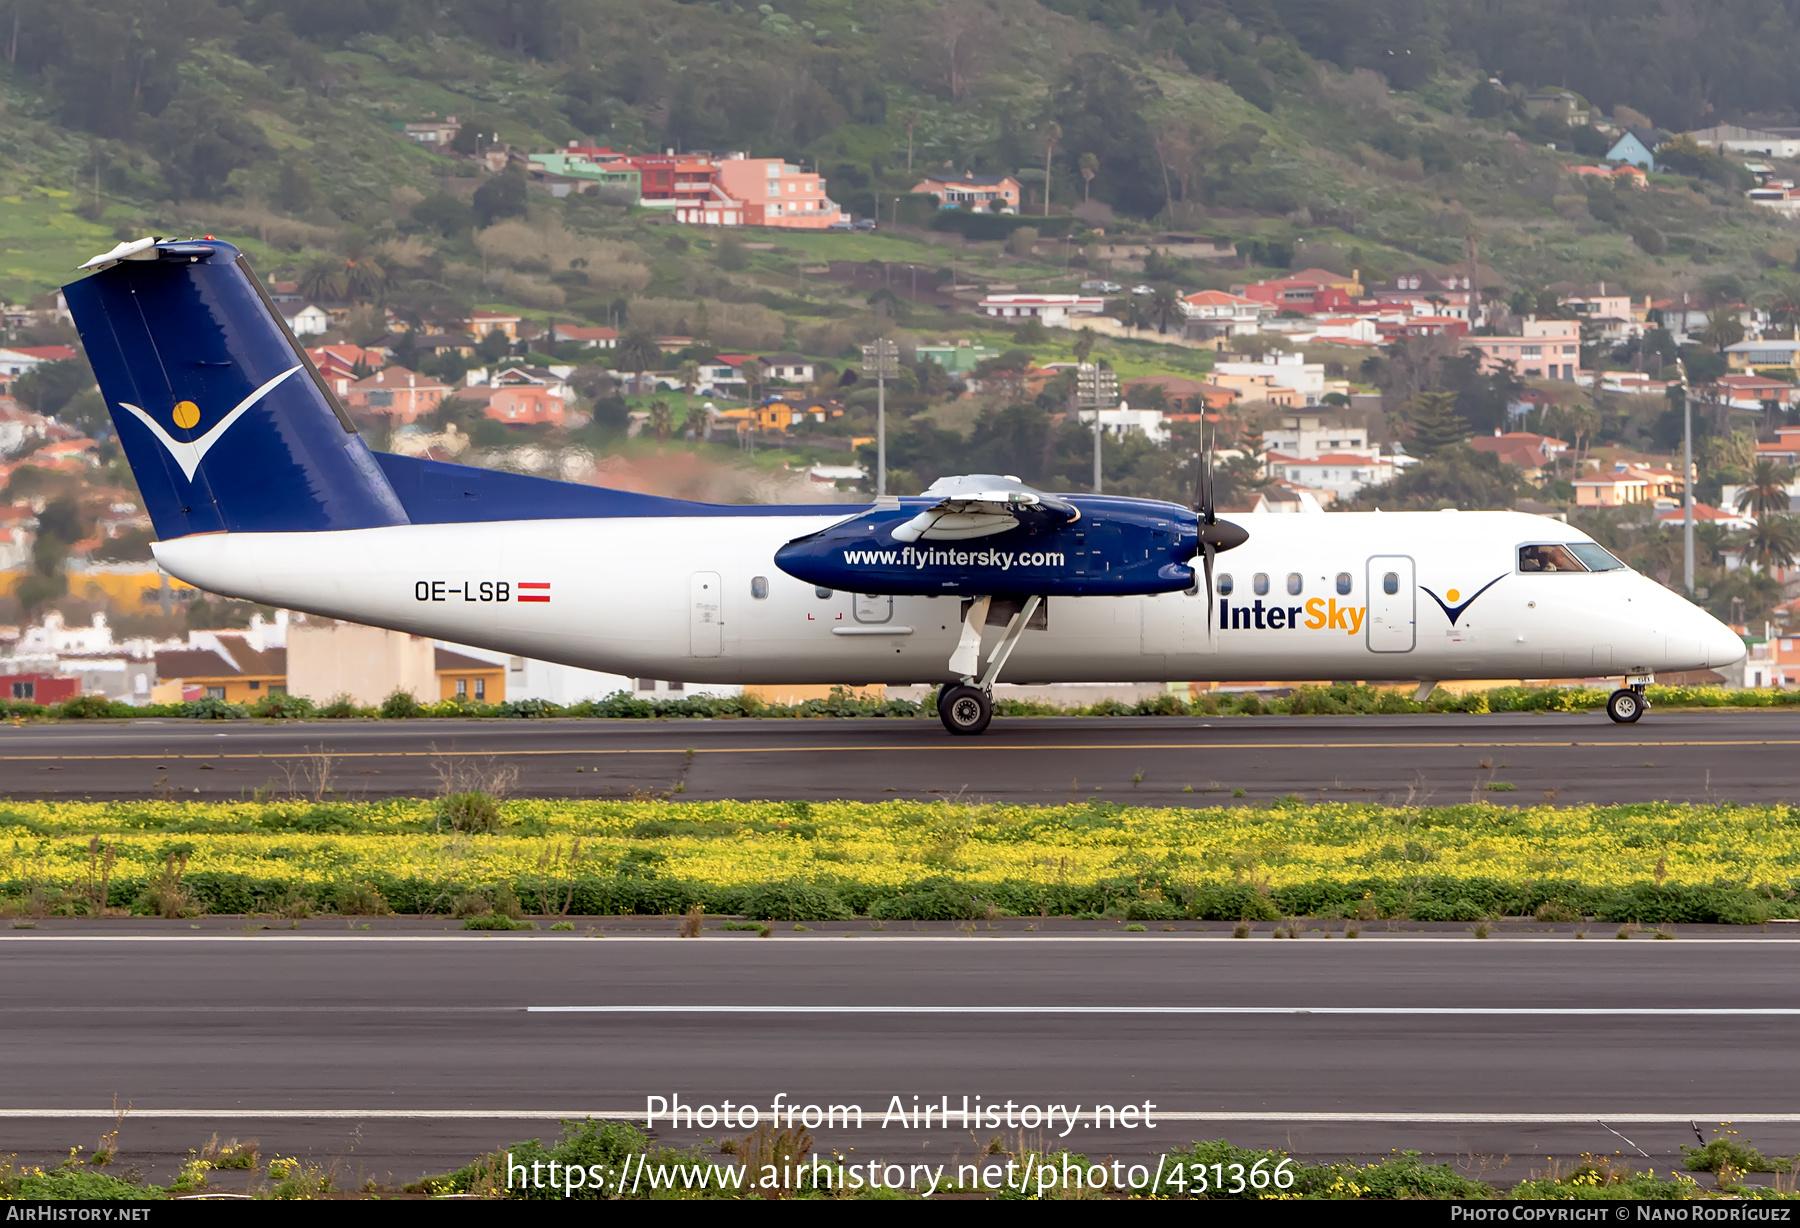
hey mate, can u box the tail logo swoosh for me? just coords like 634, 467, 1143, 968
118, 365, 303, 483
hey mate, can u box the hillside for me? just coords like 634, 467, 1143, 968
2, 0, 1800, 309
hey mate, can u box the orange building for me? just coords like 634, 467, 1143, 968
337, 366, 448, 424
714, 155, 843, 229
436, 649, 505, 703
483, 385, 566, 426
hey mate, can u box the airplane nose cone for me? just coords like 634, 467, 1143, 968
1704, 619, 1747, 669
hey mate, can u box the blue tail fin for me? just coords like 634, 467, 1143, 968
63, 238, 409, 539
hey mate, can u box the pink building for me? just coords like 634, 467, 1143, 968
713, 155, 842, 229
1465, 319, 1583, 382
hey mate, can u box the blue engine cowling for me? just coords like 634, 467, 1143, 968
774, 494, 1200, 598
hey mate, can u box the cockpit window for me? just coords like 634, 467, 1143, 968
1518, 544, 1586, 573
1566, 542, 1626, 572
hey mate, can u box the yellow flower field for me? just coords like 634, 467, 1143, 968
1, 798, 1794, 922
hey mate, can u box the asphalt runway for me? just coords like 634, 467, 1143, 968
0, 709, 1795, 805
3, 935, 1799, 1191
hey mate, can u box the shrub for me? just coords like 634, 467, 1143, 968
498, 698, 560, 718
181, 697, 246, 720
379, 689, 421, 719
251, 692, 315, 719
451, 892, 493, 918
463, 913, 537, 931
443, 791, 502, 833
56, 694, 120, 719
318, 694, 362, 718
335, 880, 389, 916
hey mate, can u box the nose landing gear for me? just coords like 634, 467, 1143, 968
937, 594, 1042, 736
1605, 682, 1649, 724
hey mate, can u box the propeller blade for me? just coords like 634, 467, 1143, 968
1202, 426, 1215, 525
1203, 540, 1216, 638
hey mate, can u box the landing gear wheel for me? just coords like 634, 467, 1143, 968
1606, 688, 1644, 724
938, 684, 993, 736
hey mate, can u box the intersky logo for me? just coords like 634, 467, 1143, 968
1419, 575, 1506, 626
118, 365, 303, 482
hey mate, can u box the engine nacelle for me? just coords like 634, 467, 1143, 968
774, 493, 1201, 598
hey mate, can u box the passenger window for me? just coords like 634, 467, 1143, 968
1382, 571, 1399, 596
1217, 573, 1234, 596
1335, 572, 1352, 595
1518, 544, 1587, 573
751, 576, 769, 599
1253, 573, 1269, 596
1286, 572, 1302, 596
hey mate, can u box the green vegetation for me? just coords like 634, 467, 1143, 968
7, 681, 1800, 724
4, 796, 1798, 926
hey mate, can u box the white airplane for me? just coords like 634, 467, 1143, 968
65, 238, 1745, 734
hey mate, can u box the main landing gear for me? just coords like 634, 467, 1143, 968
1605, 680, 1650, 724
937, 594, 1042, 736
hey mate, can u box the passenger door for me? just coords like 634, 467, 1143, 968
1365, 555, 1416, 653
690, 572, 722, 657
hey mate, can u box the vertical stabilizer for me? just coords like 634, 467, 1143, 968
63, 239, 409, 538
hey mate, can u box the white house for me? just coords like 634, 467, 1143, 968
759, 353, 816, 383
1258, 412, 1379, 461
1214, 351, 1327, 406
1180, 290, 1274, 337
1076, 405, 1168, 444
284, 305, 330, 336
978, 294, 1105, 328
1264, 452, 1402, 500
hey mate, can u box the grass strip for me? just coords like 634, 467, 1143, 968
2, 798, 1794, 925
10, 1122, 1794, 1199
8, 682, 1800, 722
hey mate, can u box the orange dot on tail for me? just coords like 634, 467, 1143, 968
172, 401, 200, 429
1446, 588, 1461, 602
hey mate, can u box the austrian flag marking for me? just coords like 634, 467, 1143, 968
517, 582, 551, 604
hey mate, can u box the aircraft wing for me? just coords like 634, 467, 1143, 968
889, 474, 1079, 543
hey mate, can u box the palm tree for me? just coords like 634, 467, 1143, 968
1149, 284, 1182, 335
740, 357, 765, 405
1041, 121, 1061, 218
1079, 152, 1098, 202
615, 331, 662, 395
648, 398, 674, 443
1736, 457, 1794, 518
1745, 513, 1800, 573
1699, 306, 1746, 352
1073, 327, 1096, 366
1766, 288, 1800, 339
297, 255, 349, 304
677, 360, 701, 400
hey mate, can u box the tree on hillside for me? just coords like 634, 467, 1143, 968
740, 358, 765, 405
1079, 152, 1099, 202
1073, 328, 1097, 366
1744, 514, 1800, 573
472, 167, 528, 227
1698, 307, 1746, 352
1404, 390, 1468, 457
297, 255, 349, 304
13, 360, 93, 418
615, 332, 662, 389
648, 398, 673, 443
1736, 458, 1794, 518
1149, 285, 1182, 335
1041, 121, 1060, 218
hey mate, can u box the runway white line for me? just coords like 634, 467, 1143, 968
528, 1005, 1800, 1016
2, 1110, 1799, 1124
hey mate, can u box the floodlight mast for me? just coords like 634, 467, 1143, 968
863, 338, 900, 497
1076, 362, 1118, 493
